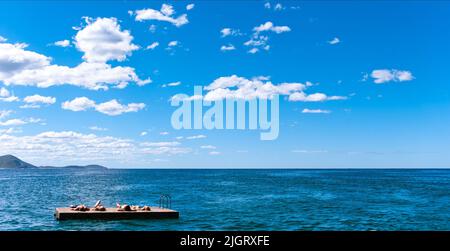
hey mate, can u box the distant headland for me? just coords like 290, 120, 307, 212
0, 154, 107, 169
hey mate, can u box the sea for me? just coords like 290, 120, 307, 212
0, 168, 449, 231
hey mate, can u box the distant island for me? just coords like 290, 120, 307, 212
0, 155, 107, 169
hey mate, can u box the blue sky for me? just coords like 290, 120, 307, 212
0, 1, 449, 168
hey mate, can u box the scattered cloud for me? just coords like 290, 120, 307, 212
174, 75, 346, 103
186, 134, 206, 140
0, 40, 150, 90
220, 28, 242, 37
244, 21, 290, 53
74, 17, 139, 63
289, 92, 347, 102
247, 48, 259, 54
168, 40, 179, 47
274, 3, 284, 11
89, 126, 108, 131
328, 37, 340, 45
162, 81, 181, 87
0, 117, 42, 126
61, 97, 96, 112
291, 150, 328, 154
23, 94, 56, 105
53, 40, 71, 47
160, 131, 169, 135
133, 4, 189, 27
0, 87, 19, 102
140, 131, 148, 136
0, 127, 22, 135
220, 44, 236, 51
186, 4, 195, 11
0, 131, 191, 166
62, 97, 145, 116
146, 42, 159, 50
209, 151, 221, 155
0, 35, 7, 42
253, 21, 290, 34
0, 110, 12, 119
302, 108, 331, 114
200, 145, 216, 149
141, 141, 180, 147
370, 69, 414, 84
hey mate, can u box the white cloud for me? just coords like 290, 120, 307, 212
53, 40, 71, 47
0, 36, 7, 42
0, 87, 11, 97
160, 131, 169, 135
0, 41, 150, 90
220, 44, 236, 51
186, 4, 195, 10
0, 117, 42, 126
74, 17, 139, 63
140, 131, 148, 136
0, 119, 26, 126
274, 3, 284, 11
148, 25, 157, 33
220, 28, 242, 37
141, 141, 180, 147
186, 134, 206, 140
89, 126, 108, 131
201, 145, 216, 149
95, 99, 145, 116
0, 43, 50, 79
61, 97, 96, 112
24, 94, 56, 105
0, 131, 191, 166
370, 69, 414, 84
328, 37, 340, 45
243, 22, 289, 52
133, 4, 189, 27
253, 21, 291, 34
175, 75, 346, 103
146, 42, 159, 50
264, 2, 271, 9
248, 48, 259, 54
63, 97, 147, 117
292, 150, 328, 154
0, 127, 22, 135
162, 81, 181, 87
3, 61, 150, 90
302, 108, 331, 114
289, 92, 347, 102
168, 40, 178, 47
0, 110, 12, 119
202, 75, 306, 101
0, 87, 19, 102
209, 151, 221, 155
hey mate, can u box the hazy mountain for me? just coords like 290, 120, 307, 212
0, 155, 37, 168
0, 155, 107, 169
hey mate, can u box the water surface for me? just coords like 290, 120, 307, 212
0, 169, 449, 230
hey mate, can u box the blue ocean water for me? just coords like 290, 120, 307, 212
0, 168, 449, 230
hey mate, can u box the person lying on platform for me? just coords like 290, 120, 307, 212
116, 203, 132, 211
70, 204, 89, 211
92, 200, 106, 211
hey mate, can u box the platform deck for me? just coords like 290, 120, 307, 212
55, 207, 179, 220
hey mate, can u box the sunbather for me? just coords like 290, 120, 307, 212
71, 204, 89, 211
92, 200, 106, 211
116, 203, 132, 211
